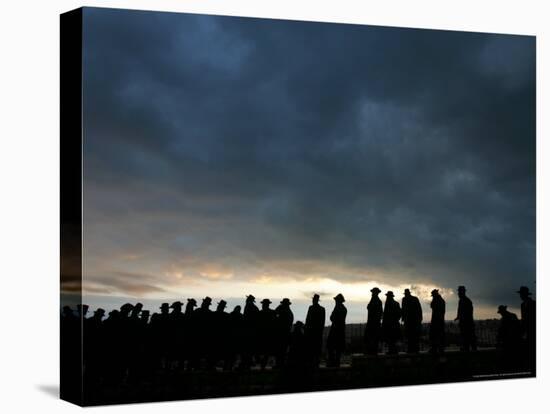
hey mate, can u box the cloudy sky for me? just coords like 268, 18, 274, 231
80, 7, 535, 322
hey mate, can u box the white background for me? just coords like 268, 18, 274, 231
0, 0, 548, 411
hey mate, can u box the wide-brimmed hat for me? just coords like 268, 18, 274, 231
202, 296, 212, 304
260, 298, 272, 305
333, 293, 345, 302
497, 305, 507, 314
370, 287, 381, 294
94, 308, 105, 315
312, 294, 320, 301
120, 303, 134, 311
431, 289, 439, 295
170, 301, 183, 308
457, 285, 466, 292
404, 288, 411, 294
160, 302, 170, 310
187, 298, 197, 305
217, 300, 227, 307
246, 294, 256, 302
517, 286, 532, 296
280, 298, 292, 305
385, 291, 395, 297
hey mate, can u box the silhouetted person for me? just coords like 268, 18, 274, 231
518, 286, 536, 365
77, 304, 89, 319
241, 295, 260, 370
194, 297, 214, 369
364, 287, 383, 355
401, 289, 422, 353
275, 298, 294, 368
258, 298, 277, 369
327, 294, 347, 367
429, 289, 445, 354
213, 300, 230, 369
150, 303, 171, 368
227, 305, 244, 370
287, 321, 308, 371
183, 298, 198, 369
168, 301, 185, 367
496, 305, 521, 353
83, 308, 105, 383
455, 286, 477, 351
305, 294, 325, 367
382, 291, 401, 355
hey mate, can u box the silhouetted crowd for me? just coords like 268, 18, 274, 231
61, 285, 535, 384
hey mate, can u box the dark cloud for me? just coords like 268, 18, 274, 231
81, 7, 535, 309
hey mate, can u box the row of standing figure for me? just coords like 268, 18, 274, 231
61, 285, 536, 383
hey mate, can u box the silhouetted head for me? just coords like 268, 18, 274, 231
457, 286, 466, 298
312, 294, 320, 304
260, 298, 272, 310
370, 287, 381, 296
160, 303, 170, 314
201, 297, 212, 309
216, 300, 227, 312
385, 291, 395, 300
280, 298, 292, 307
120, 303, 134, 315
108, 309, 120, 319
333, 293, 345, 303
246, 295, 256, 304
232, 305, 242, 314
187, 298, 197, 306
497, 305, 507, 315
77, 304, 89, 317
294, 321, 304, 332
404, 289, 411, 297
62, 306, 73, 317
170, 301, 183, 311
517, 286, 532, 301
141, 310, 150, 322
431, 289, 439, 297
94, 308, 105, 319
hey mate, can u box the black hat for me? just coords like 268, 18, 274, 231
458, 285, 466, 292
333, 293, 345, 303
260, 298, 272, 305
170, 301, 183, 308
120, 303, 134, 312
202, 296, 212, 304
312, 294, 320, 301
497, 305, 507, 314
77, 304, 89, 310
246, 295, 256, 302
404, 288, 411, 294
517, 286, 532, 296
94, 308, 105, 316
370, 287, 381, 294
187, 298, 197, 305
134, 302, 143, 309
281, 298, 292, 305
160, 302, 170, 310
385, 291, 395, 297
431, 289, 439, 295
217, 300, 227, 307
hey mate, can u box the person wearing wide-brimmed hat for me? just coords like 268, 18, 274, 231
257, 299, 277, 369
327, 293, 347, 367
496, 305, 521, 353
517, 286, 536, 364
274, 298, 294, 368
240, 294, 260, 370
305, 294, 326, 367
454, 286, 477, 352
364, 287, 383, 355
382, 291, 401, 355
429, 289, 446, 354
401, 288, 423, 354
